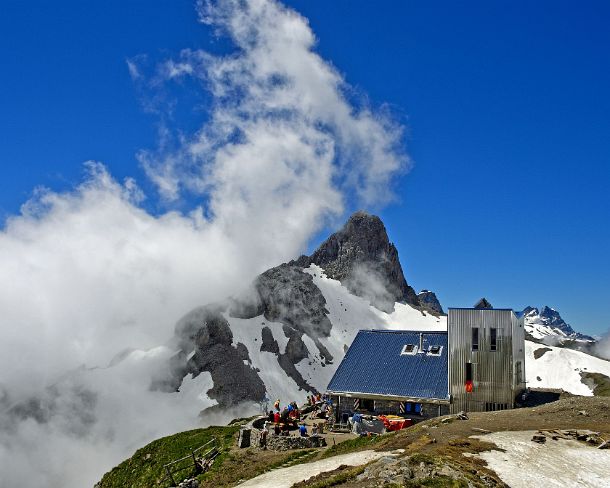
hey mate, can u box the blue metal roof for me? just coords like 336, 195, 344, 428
327, 330, 449, 401
448, 307, 516, 312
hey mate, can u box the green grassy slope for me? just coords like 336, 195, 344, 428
97, 425, 239, 488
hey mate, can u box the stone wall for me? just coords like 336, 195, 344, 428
237, 418, 327, 450
265, 434, 326, 451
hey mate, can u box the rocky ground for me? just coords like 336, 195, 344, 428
289, 395, 610, 487
96, 394, 610, 488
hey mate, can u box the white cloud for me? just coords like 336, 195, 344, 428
141, 0, 407, 208
126, 58, 141, 80
0, 1, 408, 487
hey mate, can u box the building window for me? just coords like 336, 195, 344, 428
428, 345, 443, 356
515, 361, 523, 384
361, 398, 375, 411
465, 362, 473, 382
400, 344, 418, 355
490, 328, 497, 351
486, 402, 509, 412
472, 327, 479, 351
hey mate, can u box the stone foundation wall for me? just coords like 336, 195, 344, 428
238, 422, 327, 450
265, 434, 326, 451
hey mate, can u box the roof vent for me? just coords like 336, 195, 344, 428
400, 344, 418, 355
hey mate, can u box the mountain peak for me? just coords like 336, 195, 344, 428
474, 298, 493, 309
522, 306, 539, 316
522, 305, 594, 342
418, 290, 444, 315
304, 211, 420, 312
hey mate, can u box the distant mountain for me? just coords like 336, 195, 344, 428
523, 306, 594, 343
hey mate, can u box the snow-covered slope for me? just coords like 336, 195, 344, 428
525, 340, 610, 395
296, 265, 445, 393
220, 264, 445, 404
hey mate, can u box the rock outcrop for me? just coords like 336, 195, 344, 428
417, 290, 444, 315
163, 307, 267, 406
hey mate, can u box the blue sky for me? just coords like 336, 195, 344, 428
1, 0, 609, 335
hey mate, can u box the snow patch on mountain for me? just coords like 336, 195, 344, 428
525, 341, 610, 395
299, 264, 446, 392
197, 265, 446, 404
226, 315, 303, 403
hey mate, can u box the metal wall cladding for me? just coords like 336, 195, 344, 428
512, 313, 527, 392
448, 309, 526, 413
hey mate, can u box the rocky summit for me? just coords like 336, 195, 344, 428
298, 211, 420, 313
417, 290, 444, 315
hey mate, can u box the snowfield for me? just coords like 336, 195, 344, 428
228, 314, 307, 404
236, 449, 402, 488
472, 431, 610, 487
525, 341, 610, 395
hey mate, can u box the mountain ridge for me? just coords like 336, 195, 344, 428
160, 211, 441, 408
523, 305, 594, 343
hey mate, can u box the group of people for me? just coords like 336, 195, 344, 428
306, 393, 323, 405
263, 395, 333, 439
265, 399, 302, 436
309, 393, 334, 422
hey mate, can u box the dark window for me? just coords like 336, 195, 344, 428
490, 328, 497, 351
472, 327, 479, 351
515, 361, 523, 384
428, 345, 442, 355
401, 344, 417, 355
361, 399, 375, 411
465, 362, 473, 382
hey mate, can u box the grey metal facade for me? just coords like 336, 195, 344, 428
448, 308, 526, 413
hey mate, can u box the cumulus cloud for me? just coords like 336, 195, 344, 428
0, 1, 408, 487
140, 0, 407, 209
